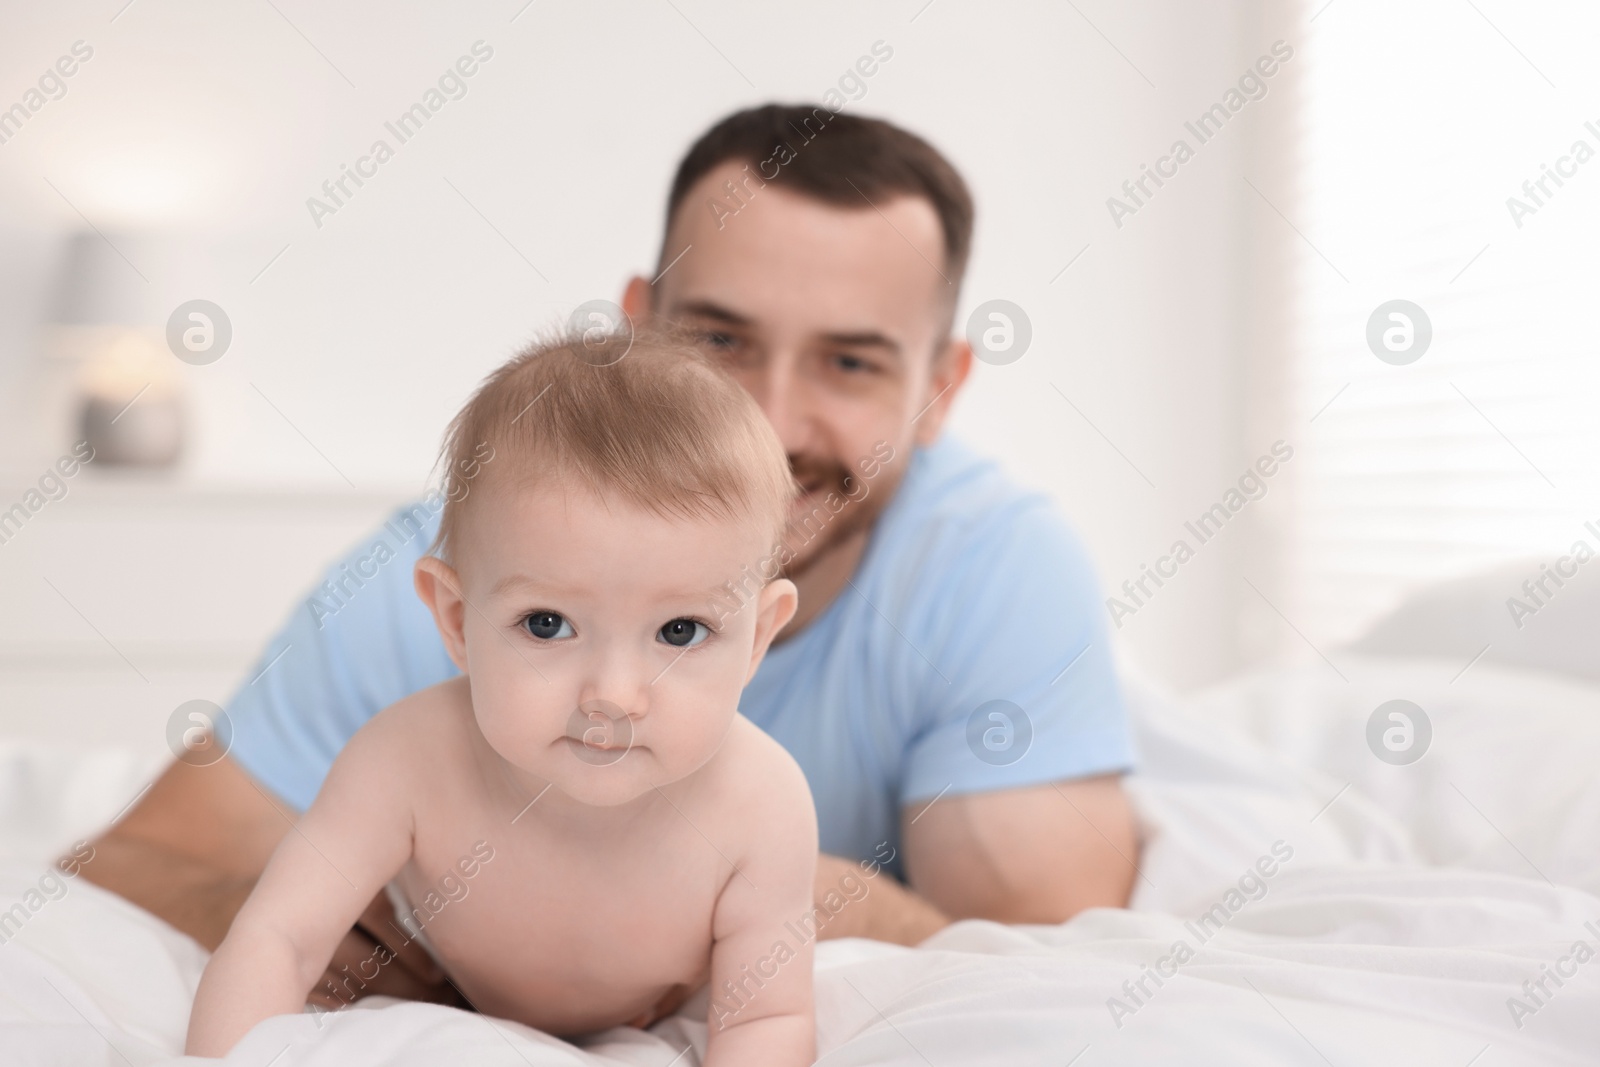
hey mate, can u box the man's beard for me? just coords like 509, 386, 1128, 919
779, 452, 899, 581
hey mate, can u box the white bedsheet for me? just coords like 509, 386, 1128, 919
3, 655, 1598, 1065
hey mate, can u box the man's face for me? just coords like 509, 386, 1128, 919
629, 160, 970, 576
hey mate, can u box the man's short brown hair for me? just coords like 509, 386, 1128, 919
663, 103, 975, 292
429, 328, 796, 564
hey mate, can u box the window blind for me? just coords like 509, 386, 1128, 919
1282, 0, 1600, 646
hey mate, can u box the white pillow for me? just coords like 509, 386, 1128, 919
1346, 559, 1600, 683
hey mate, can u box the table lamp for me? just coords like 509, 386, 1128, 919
50, 230, 184, 467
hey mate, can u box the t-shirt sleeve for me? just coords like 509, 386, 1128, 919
224, 503, 458, 812
898, 500, 1135, 807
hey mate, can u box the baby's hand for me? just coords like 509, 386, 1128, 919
701, 740, 818, 1066
185, 721, 415, 1056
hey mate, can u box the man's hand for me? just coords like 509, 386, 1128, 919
77, 755, 453, 1007
902, 774, 1139, 924
810, 853, 950, 946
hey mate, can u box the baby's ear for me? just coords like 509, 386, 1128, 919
746, 578, 798, 684
415, 556, 470, 673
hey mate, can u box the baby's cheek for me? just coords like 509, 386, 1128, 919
657, 673, 743, 762
472, 671, 562, 760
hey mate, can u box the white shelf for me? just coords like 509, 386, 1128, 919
0, 481, 419, 750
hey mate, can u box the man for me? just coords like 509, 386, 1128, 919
82, 104, 1139, 1009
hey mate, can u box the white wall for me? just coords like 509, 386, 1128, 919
0, 0, 1297, 696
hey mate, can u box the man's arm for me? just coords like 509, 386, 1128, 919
829, 492, 1139, 941
76, 754, 447, 1004
80, 755, 288, 948
901, 773, 1138, 923
810, 773, 1138, 944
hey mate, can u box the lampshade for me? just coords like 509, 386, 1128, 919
50, 230, 158, 326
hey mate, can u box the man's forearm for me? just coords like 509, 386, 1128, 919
79, 832, 254, 950
813, 853, 950, 946
858, 875, 950, 945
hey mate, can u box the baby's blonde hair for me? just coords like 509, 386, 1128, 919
430, 326, 795, 563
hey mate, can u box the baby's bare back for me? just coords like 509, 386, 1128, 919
375, 679, 766, 1034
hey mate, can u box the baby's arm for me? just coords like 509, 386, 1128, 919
185, 711, 416, 1056
704, 750, 819, 1066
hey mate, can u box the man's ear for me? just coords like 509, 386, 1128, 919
912, 336, 973, 446
415, 556, 470, 673
621, 276, 654, 322
745, 578, 798, 684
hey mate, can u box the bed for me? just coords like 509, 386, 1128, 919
3, 643, 1598, 1064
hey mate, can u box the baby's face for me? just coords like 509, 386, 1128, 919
432, 478, 789, 807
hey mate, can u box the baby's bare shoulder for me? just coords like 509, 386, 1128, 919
341, 675, 476, 770
305, 677, 477, 829
704, 716, 817, 848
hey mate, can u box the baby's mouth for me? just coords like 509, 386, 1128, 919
562, 735, 642, 768
563, 701, 634, 762
565, 736, 631, 751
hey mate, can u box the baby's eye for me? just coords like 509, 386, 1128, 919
658, 618, 709, 649
522, 612, 572, 641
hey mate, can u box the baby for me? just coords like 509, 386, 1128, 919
186, 329, 818, 1064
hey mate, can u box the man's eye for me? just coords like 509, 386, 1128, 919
700, 331, 738, 351
833, 352, 876, 374
658, 618, 709, 649
522, 612, 573, 640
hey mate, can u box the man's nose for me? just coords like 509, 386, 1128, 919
747, 354, 818, 457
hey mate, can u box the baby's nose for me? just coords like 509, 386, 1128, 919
582, 648, 652, 721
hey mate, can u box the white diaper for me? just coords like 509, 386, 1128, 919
381, 880, 446, 968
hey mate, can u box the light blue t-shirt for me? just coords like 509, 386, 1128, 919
226, 435, 1134, 879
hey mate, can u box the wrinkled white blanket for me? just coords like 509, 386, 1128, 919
3, 655, 1598, 1065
